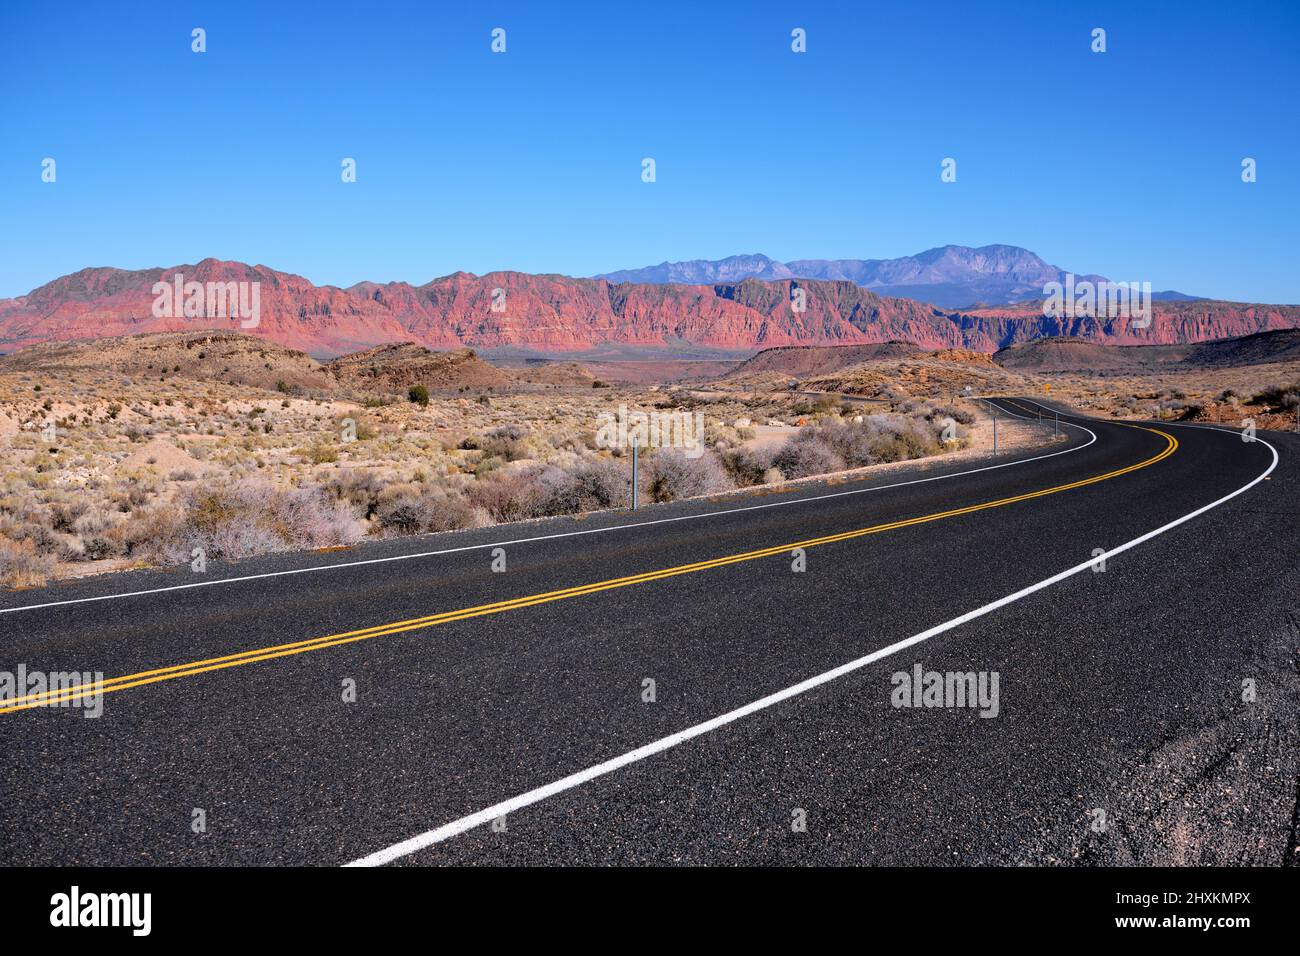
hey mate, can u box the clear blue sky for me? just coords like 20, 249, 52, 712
1, 0, 1297, 302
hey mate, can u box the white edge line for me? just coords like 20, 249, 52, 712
344, 426, 1278, 866
1, 400, 1089, 616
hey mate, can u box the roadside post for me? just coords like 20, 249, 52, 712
993, 407, 998, 455
632, 444, 639, 510
1055, 410, 1059, 439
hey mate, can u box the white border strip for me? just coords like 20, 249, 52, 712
1, 400, 1089, 616
345, 424, 1277, 866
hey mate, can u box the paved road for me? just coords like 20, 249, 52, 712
0, 399, 1295, 866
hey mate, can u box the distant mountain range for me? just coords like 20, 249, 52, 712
596, 244, 1199, 309
0, 257, 1291, 361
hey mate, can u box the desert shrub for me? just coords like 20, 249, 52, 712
109, 480, 152, 512
137, 480, 364, 563
56, 534, 86, 562
116, 504, 187, 563
465, 456, 633, 520
480, 425, 530, 462
809, 420, 879, 468
0, 506, 60, 553
408, 384, 429, 406
549, 431, 584, 453
0, 499, 42, 529
772, 434, 845, 479
489, 424, 526, 441
720, 446, 774, 486
1251, 383, 1300, 410
861, 415, 942, 461
466, 470, 545, 522
80, 532, 124, 561
536, 458, 630, 514
643, 450, 731, 503
73, 508, 125, 559
49, 500, 89, 534
771, 413, 944, 479
474, 455, 505, 478
0, 538, 55, 588
373, 488, 475, 536
302, 442, 340, 464
322, 468, 385, 519
258, 486, 363, 546
332, 416, 377, 441
928, 404, 976, 426
17, 521, 59, 553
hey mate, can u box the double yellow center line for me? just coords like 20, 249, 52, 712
0, 421, 1176, 715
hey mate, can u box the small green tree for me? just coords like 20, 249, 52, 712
408, 384, 429, 407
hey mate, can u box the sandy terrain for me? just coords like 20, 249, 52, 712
4, 328, 1293, 591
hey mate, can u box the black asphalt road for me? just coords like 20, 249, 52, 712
0, 399, 1295, 866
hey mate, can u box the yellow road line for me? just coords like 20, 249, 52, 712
1, 421, 1177, 714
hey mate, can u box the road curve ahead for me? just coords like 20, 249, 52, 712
0, 399, 1296, 866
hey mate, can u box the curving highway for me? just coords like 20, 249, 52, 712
0, 399, 1295, 866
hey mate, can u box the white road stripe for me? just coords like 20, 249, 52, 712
345, 424, 1278, 866
0, 405, 1091, 616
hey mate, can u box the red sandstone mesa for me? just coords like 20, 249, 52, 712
2, 259, 1296, 359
